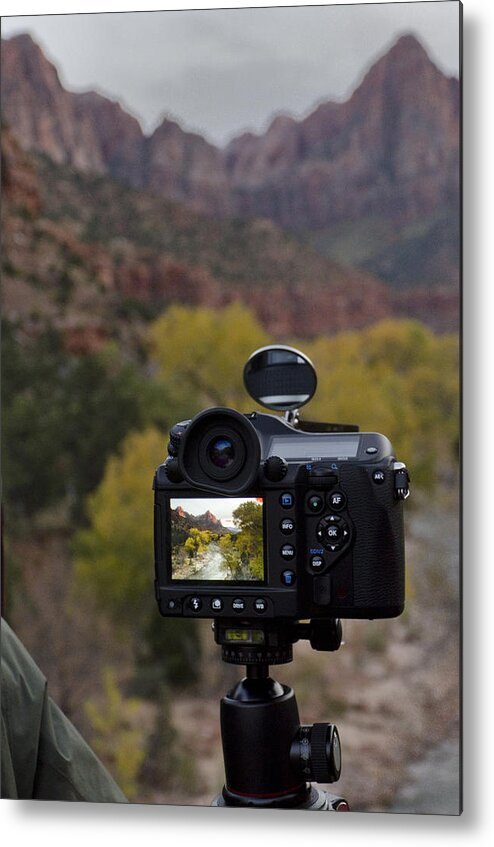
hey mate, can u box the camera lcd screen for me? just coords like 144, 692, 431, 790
170, 497, 265, 583
268, 434, 360, 460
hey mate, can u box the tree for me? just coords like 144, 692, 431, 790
147, 302, 270, 418
1, 320, 157, 519
184, 528, 214, 560
217, 501, 263, 581
74, 427, 166, 616
84, 668, 147, 800
304, 320, 459, 489
232, 500, 264, 580
73, 427, 201, 690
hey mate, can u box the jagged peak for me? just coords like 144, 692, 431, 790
3, 32, 39, 48
362, 32, 439, 81
387, 33, 431, 59
2, 31, 57, 68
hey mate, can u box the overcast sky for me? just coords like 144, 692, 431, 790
1, 2, 461, 146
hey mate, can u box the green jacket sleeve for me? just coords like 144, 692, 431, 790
1, 618, 128, 802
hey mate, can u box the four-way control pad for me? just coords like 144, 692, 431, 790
316, 514, 352, 554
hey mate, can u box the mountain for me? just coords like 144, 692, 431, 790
1, 34, 144, 183
225, 35, 459, 231
172, 506, 226, 534
1, 32, 460, 334
1, 33, 230, 213
1, 33, 459, 234
2, 125, 400, 348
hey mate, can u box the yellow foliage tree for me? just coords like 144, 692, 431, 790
303, 320, 459, 488
84, 668, 147, 800
74, 427, 166, 616
147, 302, 270, 417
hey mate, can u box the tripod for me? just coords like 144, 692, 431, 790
211, 618, 350, 811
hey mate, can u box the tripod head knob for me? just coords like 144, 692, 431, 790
290, 723, 342, 784
295, 618, 343, 652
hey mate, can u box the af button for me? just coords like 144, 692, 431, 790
328, 491, 346, 511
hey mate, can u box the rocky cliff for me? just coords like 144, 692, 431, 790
225, 35, 460, 230
2, 33, 459, 234
1, 32, 460, 336
1, 34, 144, 182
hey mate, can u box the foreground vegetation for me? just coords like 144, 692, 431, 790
2, 305, 459, 801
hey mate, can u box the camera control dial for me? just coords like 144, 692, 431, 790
264, 455, 288, 481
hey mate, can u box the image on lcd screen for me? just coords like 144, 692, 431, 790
170, 497, 264, 582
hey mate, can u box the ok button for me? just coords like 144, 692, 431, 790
281, 544, 295, 560
325, 525, 341, 541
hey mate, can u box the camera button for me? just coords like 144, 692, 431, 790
211, 598, 224, 612
280, 492, 294, 508
372, 470, 386, 484
232, 598, 246, 613
325, 524, 342, 541
281, 544, 295, 560
254, 598, 267, 613
308, 494, 324, 512
188, 597, 203, 612
328, 491, 346, 511
280, 517, 295, 534
310, 555, 325, 572
281, 570, 296, 586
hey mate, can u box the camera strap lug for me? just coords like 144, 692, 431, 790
393, 462, 410, 500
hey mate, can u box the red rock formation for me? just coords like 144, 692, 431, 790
2, 33, 459, 233
1, 33, 144, 181
225, 35, 460, 229
144, 118, 231, 216
1, 124, 42, 216
1, 33, 460, 336
392, 286, 459, 334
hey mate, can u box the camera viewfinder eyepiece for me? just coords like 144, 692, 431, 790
178, 407, 261, 495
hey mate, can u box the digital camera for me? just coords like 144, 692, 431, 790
153, 346, 409, 623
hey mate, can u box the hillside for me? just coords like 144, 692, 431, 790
2, 126, 403, 347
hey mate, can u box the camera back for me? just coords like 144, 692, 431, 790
153, 409, 409, 622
